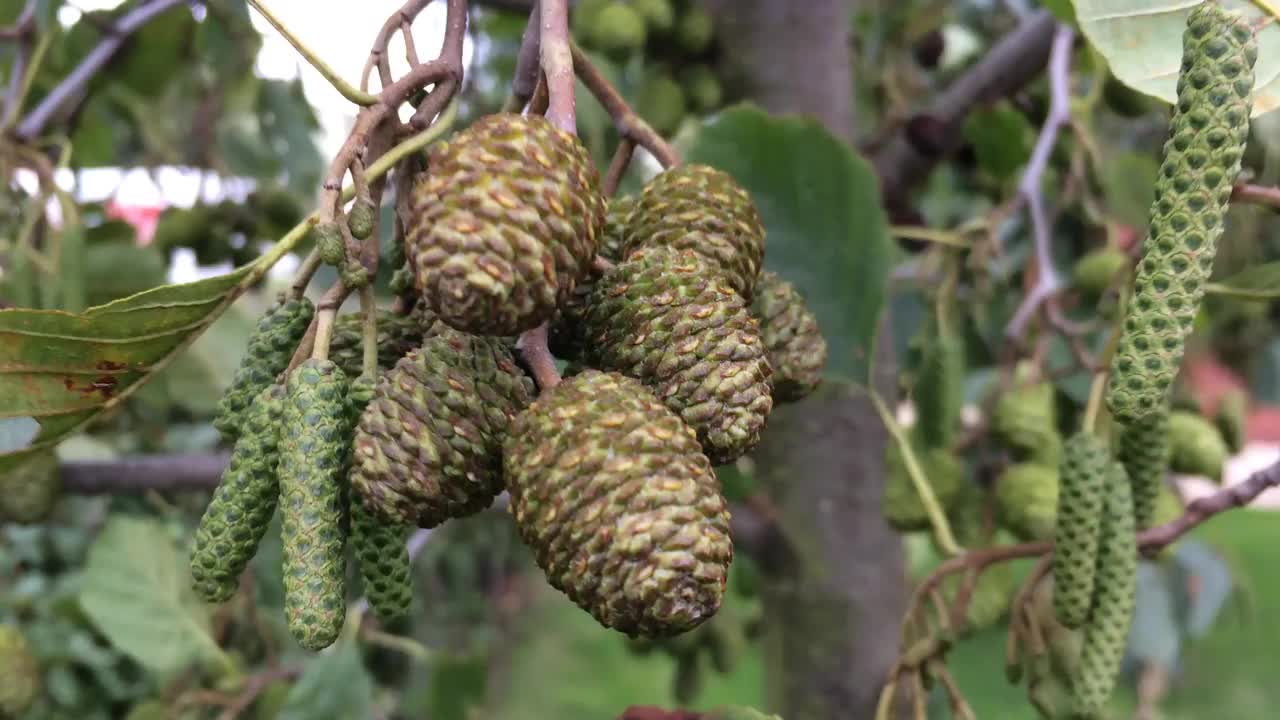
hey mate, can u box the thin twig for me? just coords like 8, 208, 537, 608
1005, 24, 1073, 339
516, 323, 562, 390
603, 137, 636, 197
504, 1, 542, 112
0, 0, 37, 41
60, 453, 232, 494
570, 43, 680, 168
216, 665, 301, 720
1232, 182, 1280, 209
16, 0, 187, 140
247, 0, 378, 105
538, 0, 575, 133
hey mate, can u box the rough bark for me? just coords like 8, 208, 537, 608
704, 1, 905, 718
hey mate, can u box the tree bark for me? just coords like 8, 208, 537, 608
703, 2, 905, 718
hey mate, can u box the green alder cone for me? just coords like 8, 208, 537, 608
636, 73, 687, 136
634, 0, 675, 33
407, 113, 606, 336
350, 494, 412, 622
328, 308, 437, 377
314, 221, 346, 266
676, 4, 715, 54
546, 196, 636, 361
625, 163, 766, 299
351, 330, 534, 526
1070, 463, 1138, 717
994, 462, 1058, 542
1072, 246, 1128, 297
680, 64, 724, 113
504, 370, 733, 638
214, 295, 314, 441
881, 442, 963, 532
1052, 433, 1109, 630
191, 383, 285, 603
993, 379, 1062, 466
0, 624, 39, 718
279, 359, 352, 651
590, 1, 647, 56
1117, 410, 1171, 530
0, 448, 60, 524
912, 320, 964, 449
751, 271, 827, 403
581, 246, 773, 464
1168, 410, 1230, 483
1216, 389, 1247, 454
1107, 3, 1256, 422
348, 368, 411, 623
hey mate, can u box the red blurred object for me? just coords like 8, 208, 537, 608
105, 199, 163, 245
1182, 352, 1280, 443
619, 707, 700, 720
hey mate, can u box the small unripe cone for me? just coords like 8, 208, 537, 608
1052, 433, 1109, 629
1070, 463, 1137, 716
625, 164, 765, 299
1168, 410, 1229, 482
881, 443, 963, 532
347, 200, 376, 240
0, 448, 60, 524
0, 624, 39, 718
582, 246, 773, 464
1107, 3, 1256, 421
191, 383, 284, 603
994, 462, 1058, 542
351, 330, 534, 526
328, 308, 435, 377
1072, 246, 1128, 297
912, 320, 963, 448
279, 359, 351, 651
1118, 410, 1171, 530
406, 113, 606, 336
215, 295, 314, 441
1216, 389, 1247, 454
751, 271, 827, 403
993, 379, 1062, 466
315, 221, 346, 266
505, 370, 733, 638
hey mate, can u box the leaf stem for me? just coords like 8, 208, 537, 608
1250, 0, 1280, 25
890, 225, 971, 249
246, 0, 378, 106
869, 390, 961, 556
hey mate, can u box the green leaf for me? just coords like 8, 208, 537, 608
0, 264, 252, 471
1206, 262, 1280, 300
682, 104, 892, 384
79, 515, 223, 675
962, 102, 1034, 183
1075, 0, 1280, 117
279, 635, 373, 720
1099, 150, 1160, 229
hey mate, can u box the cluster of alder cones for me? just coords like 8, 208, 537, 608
193, 111, 828, 650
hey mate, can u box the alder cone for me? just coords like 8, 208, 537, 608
351, 330, 534, 527
1052, 432, 1109, 630
625, 164, 765, 298
214, 295, 313, 440
190, 383, 284, 603
601, 195, 636, 262
0, 448, 60, 524
406, 113, 606, 336
994, 462, 1058, 542
582, 246, 773, 464
0, 624, 39, 718
751, 271, 826, 403
329, 308, 439, 376
1118, 411, 1171, 530
278, 359, 351, 651
504, 370, 733, 638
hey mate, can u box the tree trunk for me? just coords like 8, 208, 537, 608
704, 2, 906, 718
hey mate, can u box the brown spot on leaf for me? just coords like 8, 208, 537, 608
97, 360, 127, 372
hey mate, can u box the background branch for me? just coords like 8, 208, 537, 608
15, 0, 187, 140
60, 453, 231, 494
538, 0, 576, 133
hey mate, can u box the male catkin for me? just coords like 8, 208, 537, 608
1052, 433, 1109, 629
1107, 3, 1256, 421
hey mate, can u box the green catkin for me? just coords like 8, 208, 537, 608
214, 295, 314, 441
1069, 464, 1138, 717
1106, 3, 1257, 422
1117, 410, 1170, 530
1052, 433, 1110, 629
191, 384, 285, 603
914, 324, 964, 449
347, 376, 413, 621
279, 359, 352, 651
